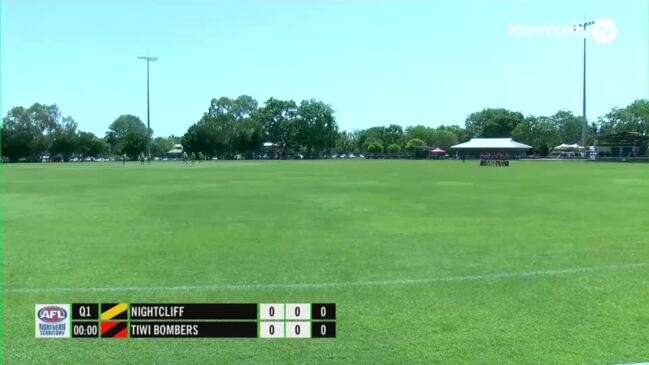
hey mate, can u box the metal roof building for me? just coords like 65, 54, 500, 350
451, 138, 532, 150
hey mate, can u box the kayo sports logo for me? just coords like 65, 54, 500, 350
37, 305, 68, 323
507, 18, 617, 44
590, 18, 617, 44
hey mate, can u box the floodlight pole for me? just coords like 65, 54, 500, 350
138, 54, 158, 158
575, 20, 594, 149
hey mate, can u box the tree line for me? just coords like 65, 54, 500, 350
2, 96, 647, 162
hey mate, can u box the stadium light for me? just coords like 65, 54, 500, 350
574, 19, 594, 149
138, 54, 158, 158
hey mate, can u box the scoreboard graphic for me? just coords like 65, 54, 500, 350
35, 303, 336, 339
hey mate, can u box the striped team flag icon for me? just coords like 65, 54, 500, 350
101, 321, 128, 338
101, 303, 128, 320
100, 303, 128, 338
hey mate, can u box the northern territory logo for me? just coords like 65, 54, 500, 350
35, 304, 71, 338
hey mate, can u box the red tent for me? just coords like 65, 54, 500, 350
430, 147, 445, 153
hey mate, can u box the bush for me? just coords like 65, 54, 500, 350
366, 141, 383, 154
405, 138, 426, 152
387, 144, 401, 153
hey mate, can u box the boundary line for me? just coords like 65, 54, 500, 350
4, 262, 649, 294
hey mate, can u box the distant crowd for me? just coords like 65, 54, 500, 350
480, 153, 510, 167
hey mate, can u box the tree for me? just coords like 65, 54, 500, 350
465, 108, 524, 138
1, 103, 68, 161
405, 138, 426, 151
232, 117, 262, 153
363, 127, 387, 144
199, 95, 263, 157
105, 115, 148, 158
182, 114, 235, 158
404, 125, 435, 146
77, 131, 109, 157
150, 136, 176, 157
383, 124, 404, 147
26, 103, 61, 135
257, 98, 298, 150
336, 131, 357, 154
598, 99, 649, 136
2, 107, 42, 161
231, 95, 259, 120
366, 141, 383, 153
207, 95, 258, 120
550, 110, 582, 143
207, 96, 234, 117
49, 117, 79, 160
512, 116, 559, 155
387, 143, 401, 153
405, 138, 427, 158
357, 126, 387, 152
438, 125, 470, 143
295, 99, 338, 157
430, 129, 459, 150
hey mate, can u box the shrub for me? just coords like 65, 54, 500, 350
387, 144, 401, 153
366, 141, 383, 154
405, 138, 426, 152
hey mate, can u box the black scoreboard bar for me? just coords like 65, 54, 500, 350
40, 303, 336, 339
130, 321, 257, 338
130, 303, 257, 320
72, 303, 99, 320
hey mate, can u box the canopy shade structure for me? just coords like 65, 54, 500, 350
430, 147, 446, 153
451, 138, 532, 149
554, 143, 584, 150
167, 144, 183, 154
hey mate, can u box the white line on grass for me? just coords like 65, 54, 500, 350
4, 262, 649, 294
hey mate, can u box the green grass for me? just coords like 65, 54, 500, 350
3, 160, 648, 364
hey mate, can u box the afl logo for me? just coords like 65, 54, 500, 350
37, 306, 68, 323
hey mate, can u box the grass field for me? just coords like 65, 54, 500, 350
3, 160, 648, 364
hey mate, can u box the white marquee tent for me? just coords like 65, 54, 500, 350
554, 143, 584, 150
451, 138, 532, 150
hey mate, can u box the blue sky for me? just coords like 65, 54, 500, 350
2, 0, 647, 137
